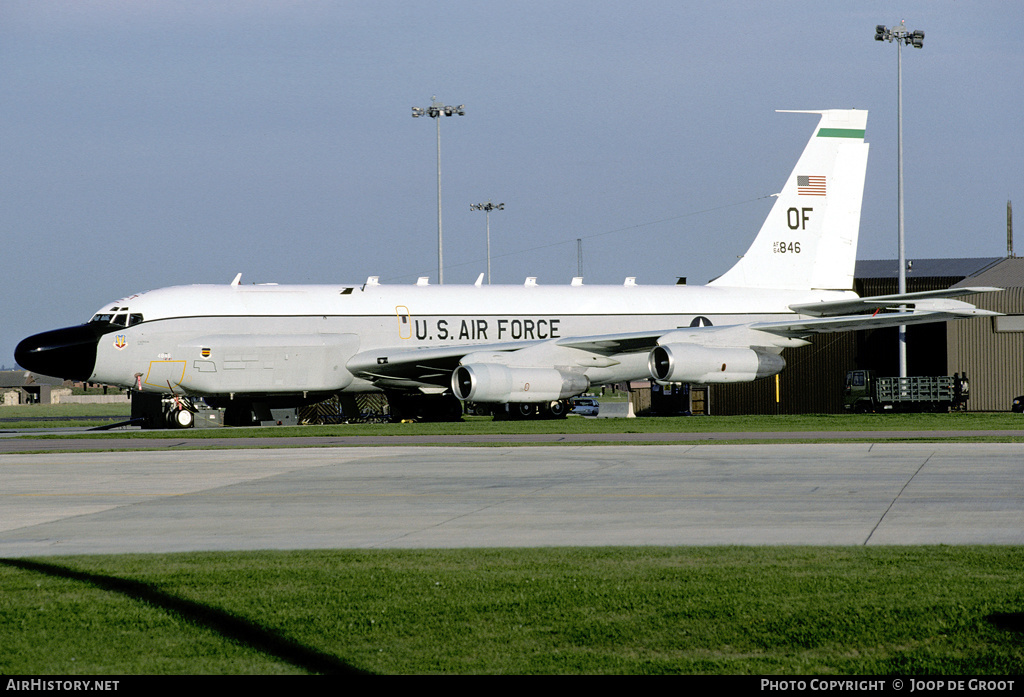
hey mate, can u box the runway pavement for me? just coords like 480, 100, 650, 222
1, 442, 1021, 557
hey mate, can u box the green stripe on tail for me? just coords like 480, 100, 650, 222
817, 128, 866, 139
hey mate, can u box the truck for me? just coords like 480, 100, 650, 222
843, 370, 969, 413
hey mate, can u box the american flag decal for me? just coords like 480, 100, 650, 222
798, 175, 826, 196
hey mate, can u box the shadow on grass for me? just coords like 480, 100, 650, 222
987, 612, 1024, 634
1, 557, 368, 675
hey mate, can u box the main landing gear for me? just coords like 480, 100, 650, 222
479, 400, 570, 420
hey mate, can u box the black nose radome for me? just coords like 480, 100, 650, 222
14, 324, 107, 381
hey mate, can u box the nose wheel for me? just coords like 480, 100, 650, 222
167, 404, 195, 428
131, 391, 197, 429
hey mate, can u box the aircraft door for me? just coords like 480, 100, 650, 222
143, 360, 187, 392
396, 306, 412, 340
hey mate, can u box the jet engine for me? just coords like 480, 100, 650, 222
452, 364, 589, 403
648, 344, 785, 384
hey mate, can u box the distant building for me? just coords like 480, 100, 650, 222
0, 370, 65, 405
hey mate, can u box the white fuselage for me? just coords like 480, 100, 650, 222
88, 281, 851, 398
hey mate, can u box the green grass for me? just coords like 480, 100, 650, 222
2, 547, 1022, 675
0, 403, 131, 429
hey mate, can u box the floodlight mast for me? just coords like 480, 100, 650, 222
471, 202, 504, 284
875, 21, 924, 378
412, 97, 465, 284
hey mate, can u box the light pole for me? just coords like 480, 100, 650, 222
470, 202, 504, 284
412, 97, 465, 284
875, 21, 924, 378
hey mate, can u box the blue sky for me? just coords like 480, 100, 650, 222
2, 1, 1021, 367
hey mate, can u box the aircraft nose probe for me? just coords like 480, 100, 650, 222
14, 324, 107, 381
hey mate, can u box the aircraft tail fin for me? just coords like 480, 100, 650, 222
709, 109, 869, 291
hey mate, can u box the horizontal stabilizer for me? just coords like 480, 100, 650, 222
754, 307, 1000, 338
789, 286, 1001, 317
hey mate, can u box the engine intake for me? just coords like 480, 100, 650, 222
452, 364, 589, 403
648, 344, 785, 384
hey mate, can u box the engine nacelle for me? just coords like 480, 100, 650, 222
648, 343, 785, 384
452, 364, 589, 403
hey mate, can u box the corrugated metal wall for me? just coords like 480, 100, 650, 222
711, 334, 859, 414
946, 287, 1024, 411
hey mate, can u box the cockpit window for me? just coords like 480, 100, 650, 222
89, 310, 143, 325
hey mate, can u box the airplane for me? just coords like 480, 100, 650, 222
15, 108, 1000, 427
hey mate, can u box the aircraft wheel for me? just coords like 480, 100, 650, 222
171, 408, 195, 428
515, 403, 537, 419
546, 400, 568, 419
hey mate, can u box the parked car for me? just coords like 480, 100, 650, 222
1012, 396, 1024, 413
570, 397, 600, 416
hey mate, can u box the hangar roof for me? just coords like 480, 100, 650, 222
854, 258, 1002, 280
953, 257, 1024, 289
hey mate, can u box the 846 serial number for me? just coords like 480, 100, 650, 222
773, 241, 802, 254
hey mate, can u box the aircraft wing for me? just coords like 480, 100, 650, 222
346, 340, 537, 388
555, 331, 668, 354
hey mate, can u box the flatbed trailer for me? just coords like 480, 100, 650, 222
843, 370, 969, 413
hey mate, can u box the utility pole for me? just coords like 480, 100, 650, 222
1008, 200, 1014, 258
875, 20, 924, 377
470, 201, 504, 284
412, 97, 465, 284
